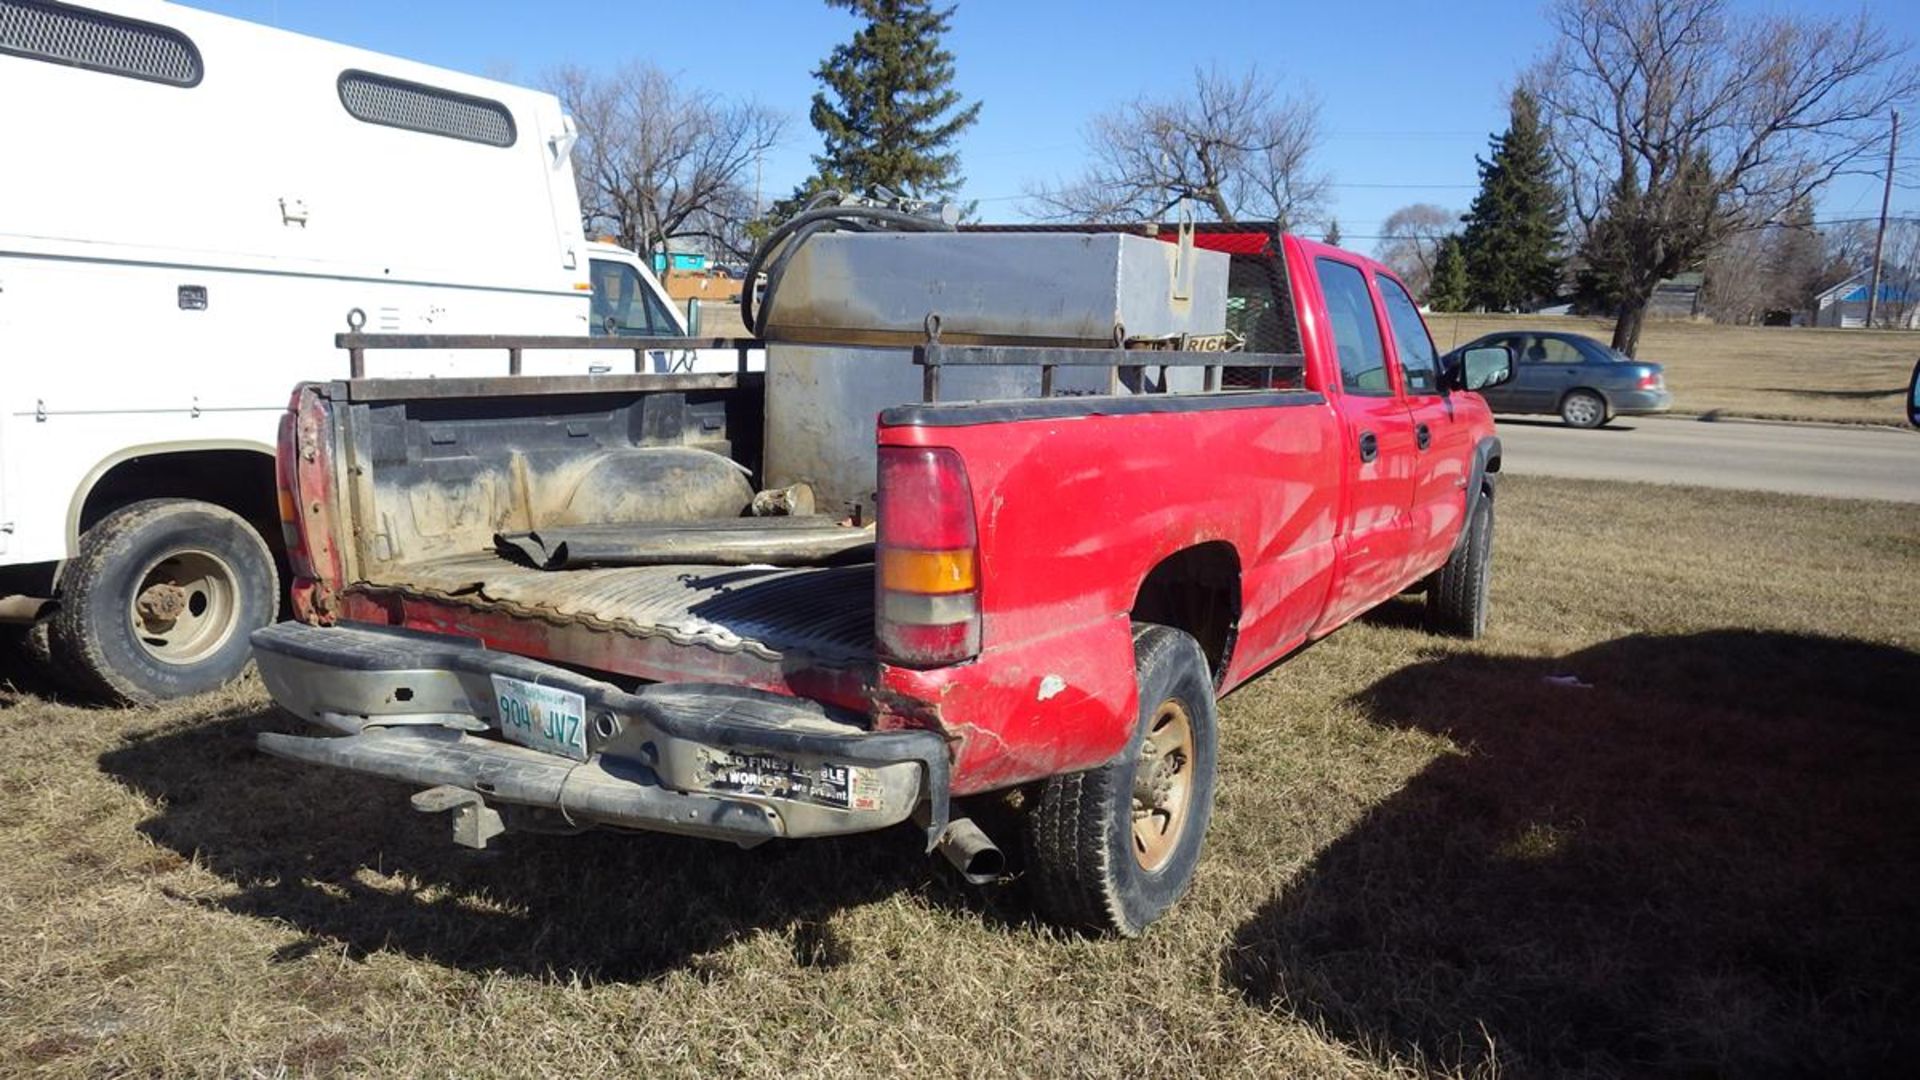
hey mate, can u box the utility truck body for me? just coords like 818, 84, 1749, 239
0, 0, 706, 701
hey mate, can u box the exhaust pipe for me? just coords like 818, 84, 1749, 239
0, 595, 55, 625
936, 817, 1005, 885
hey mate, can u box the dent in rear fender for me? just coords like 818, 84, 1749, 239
873, 614, 1139, 796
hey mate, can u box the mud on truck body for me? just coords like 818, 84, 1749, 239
253, 204, 1514, 934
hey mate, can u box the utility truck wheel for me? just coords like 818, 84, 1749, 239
1023, 624, 1218, 936
47, 499, 278, 705
1559, 389, 1608, 428
1426, 491, 1493, 639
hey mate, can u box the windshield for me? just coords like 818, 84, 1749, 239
589, 259, 685, 337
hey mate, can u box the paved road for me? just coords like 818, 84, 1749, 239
1493, 414, 1920, 503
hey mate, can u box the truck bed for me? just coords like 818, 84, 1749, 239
346, 552, 874, 667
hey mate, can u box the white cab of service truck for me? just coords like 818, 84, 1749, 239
0, 0, 695, 702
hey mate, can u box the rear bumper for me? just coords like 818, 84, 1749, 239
1610, 388, 1673, 414
251, 621, 950, 848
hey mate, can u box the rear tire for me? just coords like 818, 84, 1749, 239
1426, 491, 1493, 639
1559, 389, 1608, 428
1023, 624, 1218, 936
46, 499, 278, 705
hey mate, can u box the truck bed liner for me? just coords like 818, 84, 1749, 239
347, 552, 874, 665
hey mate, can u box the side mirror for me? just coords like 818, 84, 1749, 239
1907, 357, 1919, 427
1446, 345, 1514, 392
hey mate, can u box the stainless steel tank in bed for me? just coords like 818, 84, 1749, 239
756, 231, 1232, 519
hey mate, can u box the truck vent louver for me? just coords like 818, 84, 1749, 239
0, 0, 202, 86
338, 70, 515, 148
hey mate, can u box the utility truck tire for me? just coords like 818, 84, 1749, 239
47, 499, 278, 705
1023, 624, 1218, 936
1426, 491, 1493, 639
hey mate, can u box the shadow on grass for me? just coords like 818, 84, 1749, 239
1224, 629, 1920, 1077
97, 708, 1015, 983
1757, 385, 1904, 401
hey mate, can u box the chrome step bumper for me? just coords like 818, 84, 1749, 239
251, 621, 949, 848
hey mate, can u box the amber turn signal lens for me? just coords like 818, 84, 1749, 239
879, 548, 976, 594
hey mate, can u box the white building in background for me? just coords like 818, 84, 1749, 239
1814, 270, 1920, 329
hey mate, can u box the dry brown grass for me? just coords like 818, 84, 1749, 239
1426, 313, 1918, 425
3, 477, 1917, 1078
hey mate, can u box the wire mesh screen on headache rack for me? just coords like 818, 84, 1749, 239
1226, 253, 1306, 390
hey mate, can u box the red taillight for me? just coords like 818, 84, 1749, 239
876, 446, 981, 667
1637, 371, 1663, 390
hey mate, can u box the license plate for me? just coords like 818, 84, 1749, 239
490, 675, 588, 761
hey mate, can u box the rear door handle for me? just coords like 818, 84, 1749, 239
1358, 430, 1378, 463
1415, 423, 1431, 450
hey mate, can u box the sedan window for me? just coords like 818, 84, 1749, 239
1528, 337, 1585, 365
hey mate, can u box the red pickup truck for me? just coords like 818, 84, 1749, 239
252, 231, 1513, 935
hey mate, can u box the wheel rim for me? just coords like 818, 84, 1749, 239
1131, 699, 1196, 872
128, 549, 239, 665
1565, 394, 1601, 426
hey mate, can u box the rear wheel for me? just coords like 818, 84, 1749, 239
1023, 624, 1218, 936
1559, 389, 1608, 428
46, 499, 278, 704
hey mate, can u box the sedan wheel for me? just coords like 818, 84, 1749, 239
1560, 390, 1607, 428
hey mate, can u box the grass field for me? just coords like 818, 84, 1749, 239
3, 476, 1917, 1078
1425, 313, 1918, 426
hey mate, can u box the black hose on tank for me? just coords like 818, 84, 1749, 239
740, 196, 956, 338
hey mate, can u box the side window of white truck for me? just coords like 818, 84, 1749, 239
589, 259, 684, 337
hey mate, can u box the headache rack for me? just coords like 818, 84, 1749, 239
911, 339, 1307, 404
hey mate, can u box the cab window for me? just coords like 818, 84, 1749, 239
589, 259, 684, 337
1374, 273, 1439, 394
1316, 257, 1392, 395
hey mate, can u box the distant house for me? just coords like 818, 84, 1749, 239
1647, 271, 1705, 319
1814, 270, 1920, 329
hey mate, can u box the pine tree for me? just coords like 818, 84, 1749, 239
804, 0, 981, 199
1428, 236, 1471, 312
1764, 197, 1823, 320
1322, 218, 1342, 246
1460, 89, 1565, 311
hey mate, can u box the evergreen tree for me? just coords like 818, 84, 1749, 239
1460, 89, 1565, 311
1764, 197, 1823, 319
1427, 236, 1472, 312
1322, 218, 1342, 246
804, 0, 981, 199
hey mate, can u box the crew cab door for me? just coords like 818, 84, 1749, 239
1311, 255, 1419, 631
1376, 272, 1470, 575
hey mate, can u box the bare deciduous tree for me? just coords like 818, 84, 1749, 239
1374, 203, 1457, 299
1027, 66, 1328, 228
1530, 0, 1918, 354
547, 63, 784, 261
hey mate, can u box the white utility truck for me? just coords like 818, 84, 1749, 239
0, 0, 713, 701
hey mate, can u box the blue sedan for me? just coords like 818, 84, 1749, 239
1442, 331, 1671, 428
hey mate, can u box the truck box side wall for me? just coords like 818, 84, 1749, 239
875, 393, 1342, 793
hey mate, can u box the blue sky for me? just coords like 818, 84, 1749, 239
192, 0, 1915, 246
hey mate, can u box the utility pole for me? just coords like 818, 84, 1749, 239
1866, 110, 1898, 329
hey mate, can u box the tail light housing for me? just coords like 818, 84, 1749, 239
274, 403, 313, 579
876, 446, 981, 667
1637, 370, 1664, 390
